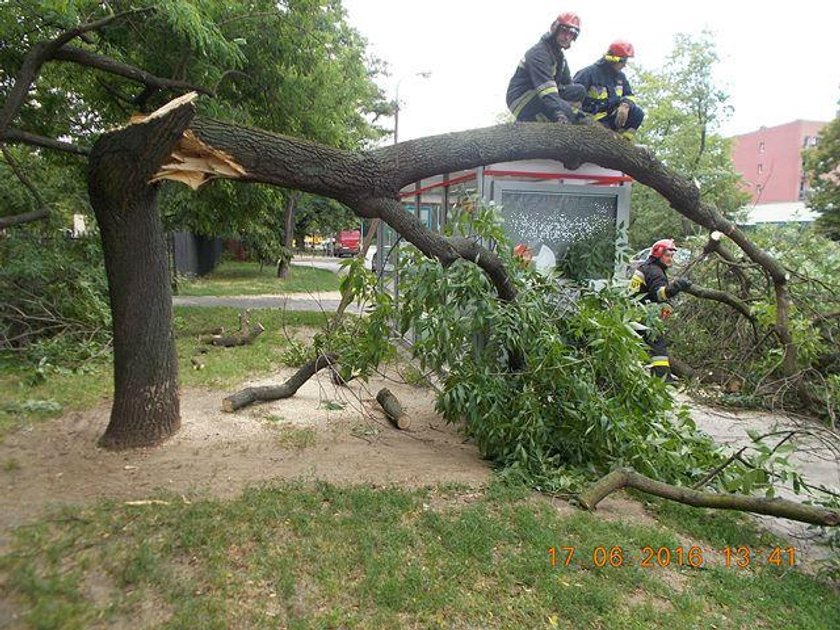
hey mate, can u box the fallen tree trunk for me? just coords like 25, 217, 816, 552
376, 388, 410, 430
579, 467, 840, 527
222, 352, 338, 412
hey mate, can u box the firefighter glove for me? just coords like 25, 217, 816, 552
614, 102, 630, 128
671, 278, 692, 294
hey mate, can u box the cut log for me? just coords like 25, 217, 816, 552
209, 322, 265, 347
376, 387, 410, 430
222, 353, 338, 412
579, 467, 840, 527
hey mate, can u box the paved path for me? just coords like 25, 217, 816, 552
290, 256, 345, 273
686, 395, 839, 563
173, 291, 361, 313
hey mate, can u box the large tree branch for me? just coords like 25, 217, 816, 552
185, 118, 784, 282
579, 467, 840, 527
0, 146, 50, 228
683, 285, 755, 321
187, 114, 799, 371
2, 128, 90, 155
53, 46, 213, 97
222, 353, 339, 412
0, 9, 150, 137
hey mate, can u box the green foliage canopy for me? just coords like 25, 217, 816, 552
803, 113, 840, 240
629, 31, 749, 249
1, 0, 390, 237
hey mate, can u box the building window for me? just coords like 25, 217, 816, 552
759, 141, 765, 153
756, 184, 763, 194
757, 163, 763, 175
803, 136, 818, 148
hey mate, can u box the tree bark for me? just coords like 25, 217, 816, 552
376, 388, 410, 429
88, 103, 195, 449
579, 468, 840, 527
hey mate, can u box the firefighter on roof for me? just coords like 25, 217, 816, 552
506, 12, 587, 123
574, 40, 645, 138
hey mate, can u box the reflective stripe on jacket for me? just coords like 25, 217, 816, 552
572, 58, 635, 119
629, 257, 670, 305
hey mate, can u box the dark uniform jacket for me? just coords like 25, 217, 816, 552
506, 33, 574, 122
631, 257, 673, 304
573, 58, 635, 120
630, 257, 677, 371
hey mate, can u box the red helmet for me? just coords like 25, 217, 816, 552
650, 239, 677, 259
551, 12, 581, 36
606, 40, 635, 59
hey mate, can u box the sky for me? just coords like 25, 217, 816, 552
342, 0, 839, 143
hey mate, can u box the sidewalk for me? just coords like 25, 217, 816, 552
172, 291, 360, 313
686, 394, 839, 563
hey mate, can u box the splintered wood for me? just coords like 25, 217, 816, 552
149, 130, 246, 189
127, 92, 246, 189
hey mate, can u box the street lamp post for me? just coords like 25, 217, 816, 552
375, 71, 432, 281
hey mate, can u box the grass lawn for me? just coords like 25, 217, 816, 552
0, 307, 330, 438
2, 306, 837, 628
176, 260, 341, 296
1, 481, 837, 629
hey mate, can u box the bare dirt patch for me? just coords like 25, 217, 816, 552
0, 370, 491, 544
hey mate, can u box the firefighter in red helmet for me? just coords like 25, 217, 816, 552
573, 40, 645, 138
506, 12, 587, 123
629, 239, 692, 380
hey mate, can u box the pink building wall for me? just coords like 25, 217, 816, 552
731, 120, 826, 204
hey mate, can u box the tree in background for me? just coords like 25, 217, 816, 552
803, 109, 840, 240
0, 0, 389, 241
1, 0, 389, 354
629, 32, 749, 249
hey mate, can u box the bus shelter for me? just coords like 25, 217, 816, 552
372, 159, 631, 281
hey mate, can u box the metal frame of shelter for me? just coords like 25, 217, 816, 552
372, 160, 632, 299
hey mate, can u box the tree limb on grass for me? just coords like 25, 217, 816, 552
579, 467, 840, 527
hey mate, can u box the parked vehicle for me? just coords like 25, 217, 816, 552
334, 230, 361, 257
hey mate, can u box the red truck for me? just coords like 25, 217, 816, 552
334, 229, 361, 257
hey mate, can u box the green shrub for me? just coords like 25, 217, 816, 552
0, 230, 111, 367
669, 225, 840, 416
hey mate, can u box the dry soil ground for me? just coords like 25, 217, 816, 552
1, 375, 837, 568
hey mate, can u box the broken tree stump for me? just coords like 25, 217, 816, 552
222, 353, 338, 412
579, 467, 840, 527
376, 387, 410, 430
